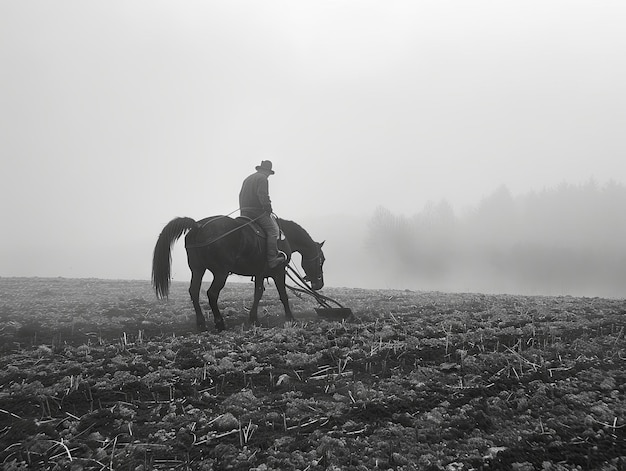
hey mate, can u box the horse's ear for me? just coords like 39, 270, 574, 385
319, 241, 325, 248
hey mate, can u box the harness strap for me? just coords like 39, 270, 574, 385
199, 208, 241, 228
186, 213, 265, 249
285, 265, 344, 308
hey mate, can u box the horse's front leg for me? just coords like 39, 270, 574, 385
249, 276, 265, 326
273, 270, 294, 322
206, 272, 227, 332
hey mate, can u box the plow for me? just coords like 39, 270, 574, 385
285, 264, 355, 321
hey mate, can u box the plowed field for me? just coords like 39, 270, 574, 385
0, 278, 624, 470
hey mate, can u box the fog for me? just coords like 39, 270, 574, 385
364, 181, 626, 297
1, 2, 625, 297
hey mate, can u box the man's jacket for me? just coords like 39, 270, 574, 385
239, 171, 273, 218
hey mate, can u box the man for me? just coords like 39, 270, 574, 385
239, 160, 287, 268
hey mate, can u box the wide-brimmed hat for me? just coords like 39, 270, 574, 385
255, 160, 275, 175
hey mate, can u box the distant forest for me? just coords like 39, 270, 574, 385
367, 180, 626, 297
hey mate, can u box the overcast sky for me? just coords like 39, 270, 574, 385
1, 1, 625, 284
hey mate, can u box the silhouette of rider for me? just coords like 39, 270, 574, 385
239, 160, 287, 268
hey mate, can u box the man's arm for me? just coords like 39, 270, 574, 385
256, 177, 273, 213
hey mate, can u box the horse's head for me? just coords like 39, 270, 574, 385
302, 241, 325, 291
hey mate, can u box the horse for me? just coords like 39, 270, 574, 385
151, 215, 325, 331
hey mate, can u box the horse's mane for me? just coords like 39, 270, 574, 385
277, 218, 315, 245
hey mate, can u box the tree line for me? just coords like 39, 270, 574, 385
366, 180, 626, 297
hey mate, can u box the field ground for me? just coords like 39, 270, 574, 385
0, 277, 624, 470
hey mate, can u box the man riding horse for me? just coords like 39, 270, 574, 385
152, 159, 326, 330
239, 160, 287, 269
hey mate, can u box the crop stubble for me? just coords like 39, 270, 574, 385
0, 277, 624, 470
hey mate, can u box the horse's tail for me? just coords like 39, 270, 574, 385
152, 217, 198, 299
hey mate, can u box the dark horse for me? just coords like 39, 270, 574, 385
152, 216, 325, 331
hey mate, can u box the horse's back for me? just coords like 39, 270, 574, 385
184, 216, 266, 273
185, 216, 239, 247
196, 215, 236, 230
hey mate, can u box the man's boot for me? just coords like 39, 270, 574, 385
267, 237, 286, 268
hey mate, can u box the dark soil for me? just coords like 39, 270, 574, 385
0, 277, 624, 470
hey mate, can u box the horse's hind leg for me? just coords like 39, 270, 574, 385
189, 269, 207, 331
207, 272, 227, 332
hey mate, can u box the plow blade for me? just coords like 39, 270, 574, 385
286, 265, 355, 321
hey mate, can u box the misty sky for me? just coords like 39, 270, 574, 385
1, 1, 625, 285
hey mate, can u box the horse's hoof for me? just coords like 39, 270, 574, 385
215, 321, 226, 332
